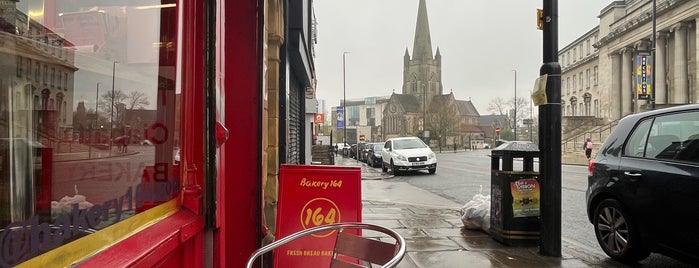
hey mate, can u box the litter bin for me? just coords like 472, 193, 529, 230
489, 141, 540, 246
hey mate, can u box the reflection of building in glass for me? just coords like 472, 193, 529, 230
0, 6, 77, 144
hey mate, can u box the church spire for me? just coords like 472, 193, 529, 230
412, 0, 433, 61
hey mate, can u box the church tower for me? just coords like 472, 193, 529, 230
402, 0, 443, 112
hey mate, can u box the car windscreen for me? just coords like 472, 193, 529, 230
393, 139, 426, 150
373, 144, 383, 151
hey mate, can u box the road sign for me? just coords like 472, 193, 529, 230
359, 134, 365, 141
495, 127, 501, 134
314, 113, 324, 124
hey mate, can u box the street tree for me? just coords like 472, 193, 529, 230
488, 97, 508, 115
427, 100, 460, 152
124, 90, 151, 110
510, 96, 531, 129
99, 90, 127, 116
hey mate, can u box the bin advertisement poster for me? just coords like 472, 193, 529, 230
510, 178, 540, 218
275, 165, 362, 267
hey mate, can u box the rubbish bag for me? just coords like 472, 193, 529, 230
459, 185, 491, 233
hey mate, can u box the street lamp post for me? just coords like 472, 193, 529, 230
513, 69, 517, 141
651, 0, 656, 109
530, 90, 533, 141
342, 52, 348, 146
110, 61, 118, 155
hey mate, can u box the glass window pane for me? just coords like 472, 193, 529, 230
1, 1, 180, 265
623, 119, 652, 157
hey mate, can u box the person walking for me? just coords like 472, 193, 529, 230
583, 138, 593, 160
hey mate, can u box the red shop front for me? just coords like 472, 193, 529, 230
4, 0, 267, 267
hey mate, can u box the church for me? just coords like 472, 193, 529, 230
382, 0, 484, 149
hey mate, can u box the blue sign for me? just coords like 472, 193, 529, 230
336, 106, 344, 130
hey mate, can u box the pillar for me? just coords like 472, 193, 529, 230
611, 53, 622, 120
264, 0, 285, 237
673, 23, 688, 104
621, 48, 633, 116
656, 32, 667, 104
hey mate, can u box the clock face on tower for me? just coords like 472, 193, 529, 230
388, 103, 397, 113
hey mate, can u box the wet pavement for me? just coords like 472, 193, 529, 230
333, 155, 599, 268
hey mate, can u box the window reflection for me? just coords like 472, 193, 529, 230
0, 1, 179, 265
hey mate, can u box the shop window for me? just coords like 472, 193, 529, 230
1, 1, 180, 266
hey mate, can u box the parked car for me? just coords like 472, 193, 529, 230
360, 142, 381, 163
586, 104, 699, 264
381, 137, 437, 175
348, 144, 358, 159
367, 143, 384, 168
356, 142, 369, 162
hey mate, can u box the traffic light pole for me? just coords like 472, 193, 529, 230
539, 0, 562, 257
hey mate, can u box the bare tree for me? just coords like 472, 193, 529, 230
488, 97, 508, 115
427, 101, 460, 152
99, 90, 127, 115
509, 96, 531, 129
124, 91, 150, 110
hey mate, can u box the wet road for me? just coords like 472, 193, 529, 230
369, 149, 696, 267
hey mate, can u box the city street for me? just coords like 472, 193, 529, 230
342, 149, 695, 267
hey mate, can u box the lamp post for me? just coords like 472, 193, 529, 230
530, 90, 533, 141
342, 52, 348, 146
512, 69, 517, 141
422, 83, 426, 138
651, 0, 656, 109
110, 61, 118, 155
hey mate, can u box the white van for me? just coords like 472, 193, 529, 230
381, 137, 437, 175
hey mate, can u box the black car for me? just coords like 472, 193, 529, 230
586, 104, 699, 264
367, 143, 384, 167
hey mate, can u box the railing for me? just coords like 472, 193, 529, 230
562, 119, 619, 153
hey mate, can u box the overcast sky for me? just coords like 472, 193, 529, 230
313, 0, 612, 115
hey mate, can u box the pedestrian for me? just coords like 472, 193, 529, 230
583, 138, 593, 160
453, 143, 457, 153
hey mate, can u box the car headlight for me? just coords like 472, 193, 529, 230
396, 155, 407, 161
374, 152, 381, 157
428, 153, 436, 159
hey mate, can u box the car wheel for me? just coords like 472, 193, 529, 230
428, 167, 436, 174
390, 160, 399, 176
593, 199, 649, 263
381, 161, 387, 172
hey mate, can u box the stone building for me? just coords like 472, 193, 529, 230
382, 0, 482, 146
562, 0, 699, 126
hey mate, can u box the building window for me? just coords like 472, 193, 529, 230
586, 69, 590, 89
579, 44, 583, 59
57, 71, 62, 89
26, 59, 32, 79
594, 99, 599, 117
560, 54, 564, 67
579, 72, 583, 90
586, 40, 591, 55
17, 56, 22, 77
35, 62, 40, 81
64, 73, 68, 90
594, 65, 599, 85
573, 48, 577, 62
51, 68, 56, 87
43, 65, 48, 84
572, 75, 577, 92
